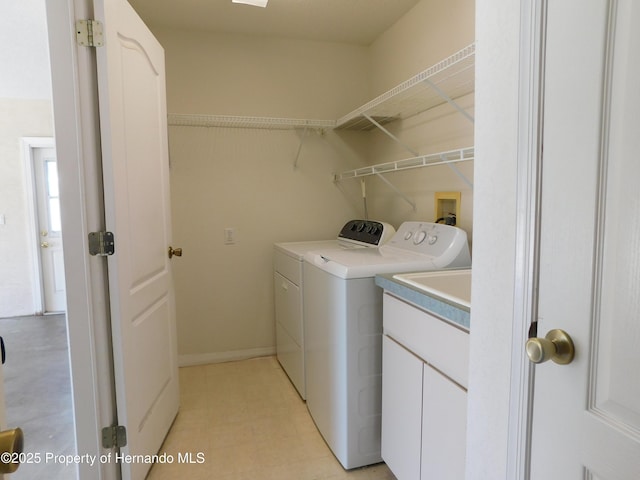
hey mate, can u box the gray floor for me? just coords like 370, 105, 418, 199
1, 314, 76, 479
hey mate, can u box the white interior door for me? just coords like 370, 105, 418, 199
32, 146, 67, 313
531, 0, 640, 477
94, 0, 179, 479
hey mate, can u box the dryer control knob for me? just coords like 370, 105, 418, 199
428, 235, 438, 245
404, 231, 413, 241
413, 231, 427, 245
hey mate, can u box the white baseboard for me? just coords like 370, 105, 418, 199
178, 346, 276, 367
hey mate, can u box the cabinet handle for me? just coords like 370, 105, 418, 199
281, 282, 288, 291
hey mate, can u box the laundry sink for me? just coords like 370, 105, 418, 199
392, 269, 472, 308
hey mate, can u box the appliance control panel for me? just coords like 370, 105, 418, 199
383, 221, 468, 256
337, 220, 395, 246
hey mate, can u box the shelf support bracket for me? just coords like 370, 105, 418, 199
293, 126, 309, 169
363, 113, 419, 156
375, 173, 417, 212
422, 78, 475, 124
441, 153, 474, 189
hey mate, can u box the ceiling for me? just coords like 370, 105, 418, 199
127, 0, 421, 46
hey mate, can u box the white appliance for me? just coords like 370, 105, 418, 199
302, 221, 471, 469
274, 220, 395, 399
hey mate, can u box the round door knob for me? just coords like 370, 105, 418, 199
526, 329, 575, 365
0, 427, 24, 474
168, 246, 183, 259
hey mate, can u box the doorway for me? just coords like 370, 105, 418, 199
23, 137, 67, 314
0, 137, 77, 479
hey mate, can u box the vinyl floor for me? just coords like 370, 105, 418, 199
148, 356, 396, 480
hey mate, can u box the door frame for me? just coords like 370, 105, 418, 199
44, 1, 545, 480
508, 1, 547, 478
21, 136, 55, 315
46, 0, 119, 479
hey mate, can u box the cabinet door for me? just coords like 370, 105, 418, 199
382, 335, 423, 480
421, 364, 467, 480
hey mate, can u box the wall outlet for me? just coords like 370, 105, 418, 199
224, 227, 237, 245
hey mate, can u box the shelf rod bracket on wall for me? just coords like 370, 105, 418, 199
441, 152, 474, 189
375, 173, 417, 212
293, 126, 309, 169
363, 113, 419, 156
422, 78, 475, 124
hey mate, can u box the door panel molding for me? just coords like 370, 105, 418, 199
589, 0, 640, 437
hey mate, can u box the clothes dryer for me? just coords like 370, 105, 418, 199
303, 222, 471, 469
274, 220, 395, 399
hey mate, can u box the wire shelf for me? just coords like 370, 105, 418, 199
333, 147, 474, 181
335, 44, 475, 130
167, 114, 336, 130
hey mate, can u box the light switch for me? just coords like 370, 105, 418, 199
224, 227, 237, 245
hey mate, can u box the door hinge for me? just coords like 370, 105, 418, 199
102, 425, 127, 449
76, 19, 104, 47
88, 231, 115, 256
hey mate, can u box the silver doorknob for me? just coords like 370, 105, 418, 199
0, 427, 23, 474
526, 329, 575, 364
168, 246, 183, 259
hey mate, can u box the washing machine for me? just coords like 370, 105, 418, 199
302, 221, 471, 469
274, 220, 395, 399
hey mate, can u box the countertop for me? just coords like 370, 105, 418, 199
375, 273, 471, 330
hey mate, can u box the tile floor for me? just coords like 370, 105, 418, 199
148, 356, 396, 480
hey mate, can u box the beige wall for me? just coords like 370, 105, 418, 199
154, 28, 371, 362
1, 0, 54, 317
153, 0, 476, 362
370, 0, 475, 96
157, 29, 372, 119
0, 98, 54, 317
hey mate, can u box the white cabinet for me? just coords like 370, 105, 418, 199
381, 292, 469, 480
382, 335, 423, 479
421, 362, 467, 480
